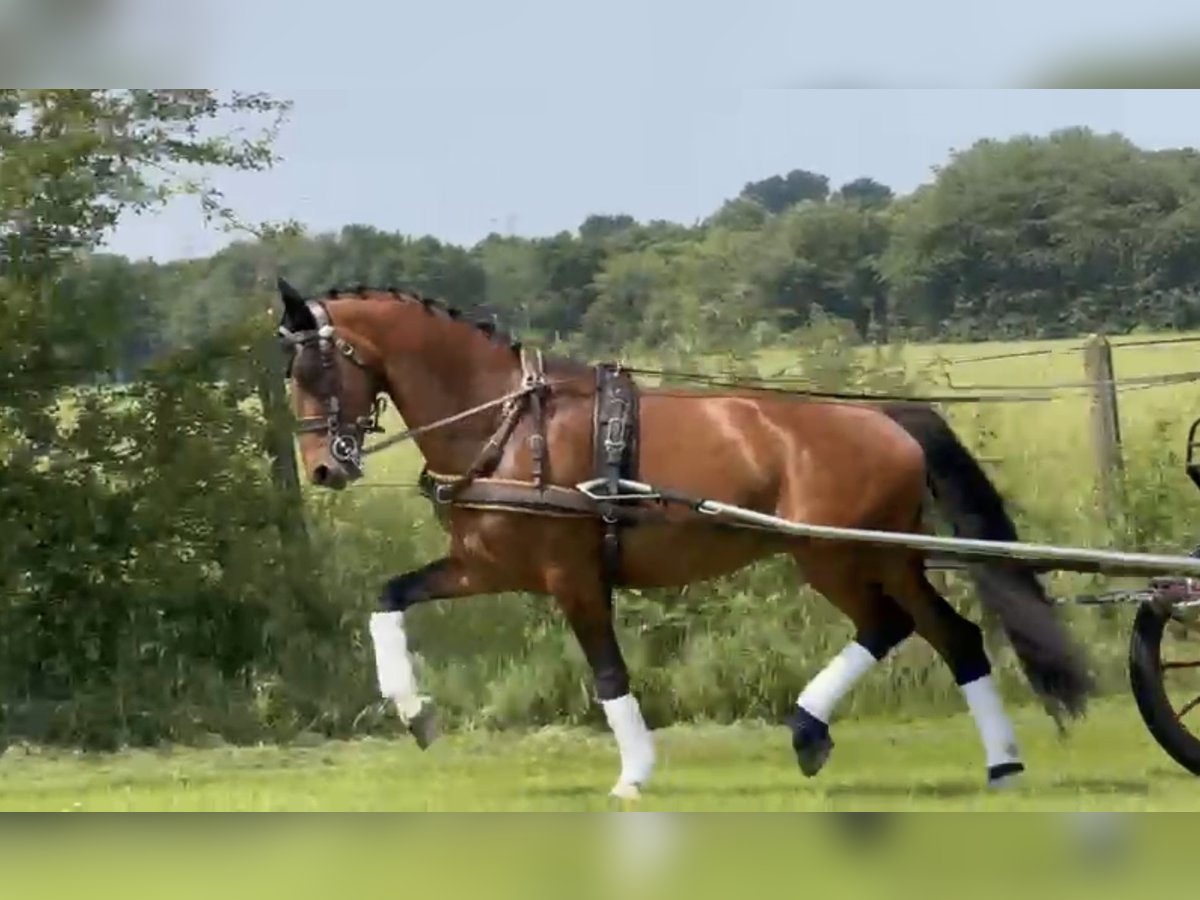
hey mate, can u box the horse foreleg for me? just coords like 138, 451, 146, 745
369, 556, 477, 748
555, 586, 655, 800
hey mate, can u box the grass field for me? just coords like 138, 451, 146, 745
2, 696, 1197, 811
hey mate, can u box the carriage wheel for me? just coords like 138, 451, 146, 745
1128, 598, 1200, 775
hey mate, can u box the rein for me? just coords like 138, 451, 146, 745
618, 367, 1056, 404
359, 383, 546, 459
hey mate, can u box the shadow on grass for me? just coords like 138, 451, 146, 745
525, 768, 1167, 802
821, 775, 1151, 799
528, 781, 800, 800
528, 777, 1159, 800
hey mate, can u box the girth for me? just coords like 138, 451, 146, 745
418, 361, 642, 599
418, 470, 653, 523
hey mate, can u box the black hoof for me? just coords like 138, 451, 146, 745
406, 703, 438, 750
987, 761, 1025, 787
788, 706, 834, 777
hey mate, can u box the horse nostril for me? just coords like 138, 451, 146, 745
312, 464, 330, 486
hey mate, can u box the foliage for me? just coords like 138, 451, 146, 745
881, 130, 1200, 340
0, 90, 310, 748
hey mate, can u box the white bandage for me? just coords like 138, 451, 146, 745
602, 693, 656, 789
369, 611, 425, 721
797, 642, 878, 723
961, 674, 1022, 769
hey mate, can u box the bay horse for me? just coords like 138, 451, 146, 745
275, 279, 1093, 800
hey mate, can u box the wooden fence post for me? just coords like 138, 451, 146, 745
1082, 334, 1125, 525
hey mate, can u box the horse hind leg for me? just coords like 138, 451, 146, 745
788, 551, 916, 777
882, 557, 1025, 788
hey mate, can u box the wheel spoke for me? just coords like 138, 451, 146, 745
1177, 694, 1200, 721
1164, 660, 1200, 670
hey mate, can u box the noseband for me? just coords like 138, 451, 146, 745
277, 299, 386, 475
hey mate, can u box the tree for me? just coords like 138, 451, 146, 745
476, 234, 548, 334
707, 197, 769, 231
880, 127, 1200, 338
836, 177, 894, 209
772, 201, 892, 341
530, 232, 607, 337
0, 90, 306, 748
738, 168, 830, 214
582, 247, 674, 353
578, 213, 637, 243
1, 90, 289, 397
51, 253, 165, 381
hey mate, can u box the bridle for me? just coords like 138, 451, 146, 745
277, 298, 387, 477
276, 297, 552, 483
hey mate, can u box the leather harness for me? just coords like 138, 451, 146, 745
416, 354, 642, 600
592, 363, 639, 598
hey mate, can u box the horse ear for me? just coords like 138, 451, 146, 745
278, 277, 314, 328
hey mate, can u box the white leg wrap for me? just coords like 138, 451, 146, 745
602, 694, 655, 797
797, 642, 878, 723
961, 675, 1022, 769
369, 611, 426, 721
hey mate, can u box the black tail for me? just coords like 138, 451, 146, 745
882, 402, 1094, 725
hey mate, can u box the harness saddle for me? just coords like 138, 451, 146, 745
417, 352, 641, 602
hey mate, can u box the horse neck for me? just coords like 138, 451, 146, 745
381, 326, 522, 473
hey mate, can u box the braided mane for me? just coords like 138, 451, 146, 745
320, 284, 523, 355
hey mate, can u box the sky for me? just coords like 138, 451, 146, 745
78, 0, 1200, 90
37, 0, 1197, 263
103, 89, 1200, 264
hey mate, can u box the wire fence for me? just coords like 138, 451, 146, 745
943, 333, 1200, 367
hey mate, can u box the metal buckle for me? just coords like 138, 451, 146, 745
575, 478, 659, 503
604, 414, 627, 454
331, 433, 360, 465
360, 398, 387, 434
